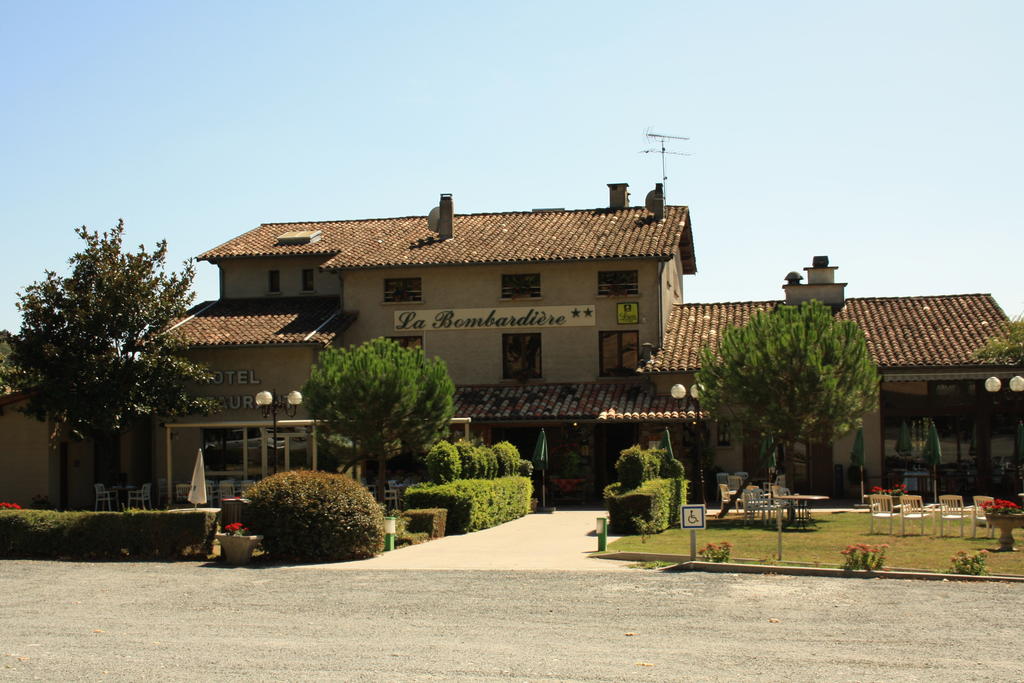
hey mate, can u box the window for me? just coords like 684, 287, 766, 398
599, 330, 639, 376
202, 428, 245, 472
501, 273, 541, 299
384, 277, 422, 302
717, 421, 732, 447
301, 268, 315, 292
268, 270, 280, 293
502, 333, 541, 380
598, 270, 638, 296
387, 336, 423, 349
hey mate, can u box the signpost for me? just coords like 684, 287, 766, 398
679, 504, 706, 561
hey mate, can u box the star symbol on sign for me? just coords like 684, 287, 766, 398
571, 308, 581, 318
584, 308, 593, 317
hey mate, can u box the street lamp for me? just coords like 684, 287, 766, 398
255, 389, 303, 474
984, 376, 1024, 492
670, 383, 705, 502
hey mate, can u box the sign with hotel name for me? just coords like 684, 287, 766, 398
394, 306, 596, 331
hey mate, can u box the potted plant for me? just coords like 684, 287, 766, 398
216, 522, 263, 565
869, 484, 907, 499
980, 499, 1024, 552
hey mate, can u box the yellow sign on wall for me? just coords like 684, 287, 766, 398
616, 302, 639, 324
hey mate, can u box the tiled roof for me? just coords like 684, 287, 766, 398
198, 206, 696, 273
645, 294, 1012, 373
171, 297, 355, 347
453, 382, 702, 422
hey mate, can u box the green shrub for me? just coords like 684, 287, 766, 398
404, 477, 531, 534
517, 459, 534, 478
700, 541, 732, 562
402, 508, 447, 538
454, 440, 480, 479
247, 470, 384, 562
840, 543, 888, 571
477, 445, 499, 479
425, 440, 461, 484
492, 441, 520, 477
615, 445, 661, 490
0, 509, 216, 560
606, 477, 688, 535
657, 449, 685, 479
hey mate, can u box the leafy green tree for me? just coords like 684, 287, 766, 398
974, 318, 1024, 365
4, 220, 213, 482
303, 337, 455, 499
696, 301, 879, 513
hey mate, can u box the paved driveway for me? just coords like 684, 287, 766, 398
298, 508, 633, 571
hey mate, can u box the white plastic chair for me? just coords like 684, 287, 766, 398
94, 483, 116, 511
899, 495, 928, 536
219, 480, 237, 502
869, 494, 896, 534
174, 483, 190, 503
937, 495, 968, 537
126, 483, 152, 509
205, 481, 218, 507
971, 496, 995, 538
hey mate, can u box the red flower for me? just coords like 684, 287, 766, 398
0, 502, 22, 510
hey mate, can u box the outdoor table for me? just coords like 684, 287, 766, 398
110, 485, 137, 510
774, 494, 829, 525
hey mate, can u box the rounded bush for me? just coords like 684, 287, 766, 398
425, 440, 461, 484
246, 470, 384, 562
492, 441, 520, 477
455, 440, 479, 478
517, 459, 534, 478
477, 446, 498, 479
615, 445, 660, 491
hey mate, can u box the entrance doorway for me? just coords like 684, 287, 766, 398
595, 423, 638, 493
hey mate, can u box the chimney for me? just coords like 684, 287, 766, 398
438, 193, 453, 239
644, 182, 665, 221
607, 183, 630, 209
783, 255, 847, 311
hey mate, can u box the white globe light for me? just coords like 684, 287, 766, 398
287, 390, 303, 406
670, 384, 687, 400
690, 384, 701, 400
1010, 375, 1024, 393
255, 390, 273, 406
984, 377, 1002, 393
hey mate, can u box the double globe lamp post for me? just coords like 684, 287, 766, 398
255, 389, 303, 474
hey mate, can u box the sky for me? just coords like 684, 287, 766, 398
1, 1, 1021, 333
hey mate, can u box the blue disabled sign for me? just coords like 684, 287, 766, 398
680, 504, 706, 530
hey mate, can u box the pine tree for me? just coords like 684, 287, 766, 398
303, 338, 455, 498
696, 301, 879, 511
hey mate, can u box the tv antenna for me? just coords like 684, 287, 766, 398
641, 128, 692, 199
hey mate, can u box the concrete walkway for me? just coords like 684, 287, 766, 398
295, 508, 634, 571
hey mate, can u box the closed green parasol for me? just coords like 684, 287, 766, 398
896, 421, 913, 457
532, 429, 549, 511
658, 427, 674, 460
850, 427, 865, 501
923, 421, 942, 504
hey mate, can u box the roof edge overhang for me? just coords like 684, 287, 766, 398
322, 254, 676, 274
881, 366, 1024, 382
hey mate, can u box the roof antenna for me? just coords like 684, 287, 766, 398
640, 128, 692, 200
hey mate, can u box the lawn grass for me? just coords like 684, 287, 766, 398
607, 510, 1024, 575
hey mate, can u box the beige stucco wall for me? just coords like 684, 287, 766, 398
338, 260, 668, 384
0, 400, 52, 507
218, 256, 339, 298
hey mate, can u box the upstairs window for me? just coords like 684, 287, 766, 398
598, 270, 638, 296
501, 273, 541, 299
384, 277, 422, 303
502, 333, 542, 380
301, 269, 315, 292
599, 330, 639, 376
268, 270, 281, 293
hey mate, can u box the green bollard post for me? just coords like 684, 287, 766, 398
596, 516, 608, 552
384, 516, 396, 552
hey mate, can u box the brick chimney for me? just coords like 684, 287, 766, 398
438, 193, 453, 239
783, 255, 847, 311
607, 183, 630, 209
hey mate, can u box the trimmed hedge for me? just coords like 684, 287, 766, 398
402, 508, 447, 539
0, 509, 217, 560
425, 441, 461, 484
491, 441, 520, 477
404, 477, 531, 535
605, 477, 688, 535
247, 470, 383, 562
615, 445, 662, 490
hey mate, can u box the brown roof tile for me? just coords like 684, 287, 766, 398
453, 382, 702, 422
171, 297, 355, 347
646, 294, 1012, 373
198, 206, 695, 273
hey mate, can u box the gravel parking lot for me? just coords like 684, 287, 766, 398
2, 560, 1018, 682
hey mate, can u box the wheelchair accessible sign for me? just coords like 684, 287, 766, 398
680, 504, 706, 530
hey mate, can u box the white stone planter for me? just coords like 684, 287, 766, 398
215, 533, 263, 565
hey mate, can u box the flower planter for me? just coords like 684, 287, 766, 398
215, 533, 263, 565
986, 514, 1024, 552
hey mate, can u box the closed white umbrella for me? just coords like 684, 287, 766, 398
187, 449, 208, 507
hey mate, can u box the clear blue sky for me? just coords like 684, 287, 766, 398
2, 1, 1021, 333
